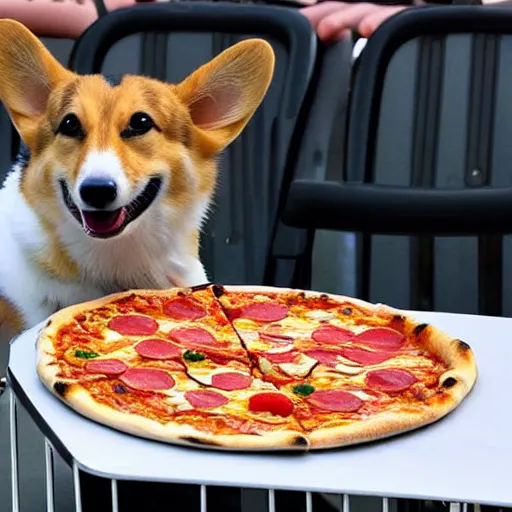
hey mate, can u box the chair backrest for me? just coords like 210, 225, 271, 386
342, 6, 512, 316
69, 2, 351, 287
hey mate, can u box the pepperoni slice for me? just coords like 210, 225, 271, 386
306, 389, 363, 412
164, 297, 206, 321
259, 332, 294, 345
258, 351, 299, 363
339, 346, 394, 365
120, 368, 175, 391
135, 339, 182, 360
306, 349, 339, 366
312, 325, 353, 344
355, 327, 405, 350
262, 324, 294, 338
241, 302, 288, 322
185, 390, 229, 409
211, 372, 252, 391
85, 359, 127, 375
108, 315, 158, 336
168, 326, 216, 347
248, 392, 294, 417
366, 368, 417, 392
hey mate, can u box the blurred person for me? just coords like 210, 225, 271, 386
300, 0, 501, 44
0, 0, 137, 39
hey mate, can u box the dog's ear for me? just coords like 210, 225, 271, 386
175, 39, 275, 152
0, 19, 76, 144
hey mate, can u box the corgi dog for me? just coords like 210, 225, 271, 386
0, 19, 275, 345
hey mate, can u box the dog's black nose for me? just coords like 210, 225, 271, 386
79, 178, 118, 209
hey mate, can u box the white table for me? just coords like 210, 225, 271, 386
7, 311, 512, 507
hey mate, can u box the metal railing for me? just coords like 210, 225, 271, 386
7, 390, 476, 512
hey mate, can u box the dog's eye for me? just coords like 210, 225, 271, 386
121, 112, 157, 139
56, 113, 84, 139
130, 112, 154, 133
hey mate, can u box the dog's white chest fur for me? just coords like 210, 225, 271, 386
0, 168, 207, 329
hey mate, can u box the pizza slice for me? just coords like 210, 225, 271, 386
214, 285, 323, 384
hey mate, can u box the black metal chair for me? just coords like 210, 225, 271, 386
286, 5, 512, 317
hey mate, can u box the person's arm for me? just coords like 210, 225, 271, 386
0, 0, 97, 39
0, 0, 137, 40
300, 0, 512, 43
301, 2, 410, 41
481, 0, 512, 4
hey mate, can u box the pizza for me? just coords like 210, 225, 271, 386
36, 284, 478, 451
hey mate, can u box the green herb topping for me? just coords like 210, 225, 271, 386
183, 350, 206, 362
75, 350, 99, 359
293, 384, 315, 397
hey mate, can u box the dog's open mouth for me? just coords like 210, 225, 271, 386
59, 177, 162, 239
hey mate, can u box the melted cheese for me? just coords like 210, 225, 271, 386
99, 346, 139, 362
372, 355, 436, 370
233, 319, 259, 330
245, 340, 270, 351
253, 295, 273, 301
278, 316, 318, 330
336, 355, 362, 367
350, 390, 377, 401
166, 394, 194, 412
267, 345, 294, 354
103, 330, 124, 343
258, 356, 282, 378
304, 310, 336, 321
334, 363, 364, 375
329, 320, 367, 334
278, 354, 317, 377
157, 320, 180, 333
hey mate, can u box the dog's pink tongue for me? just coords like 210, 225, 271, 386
81, 209, 126, 235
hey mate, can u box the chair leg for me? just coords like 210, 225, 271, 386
10, 391, 20, 512
45, 440, 55, 512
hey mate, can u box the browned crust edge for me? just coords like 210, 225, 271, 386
306, 398, 459, 449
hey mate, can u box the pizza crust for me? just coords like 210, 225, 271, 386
36, 284, 478, 452
307, 402, 456, 449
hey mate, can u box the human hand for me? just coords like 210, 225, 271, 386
300, 2, 409, 42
